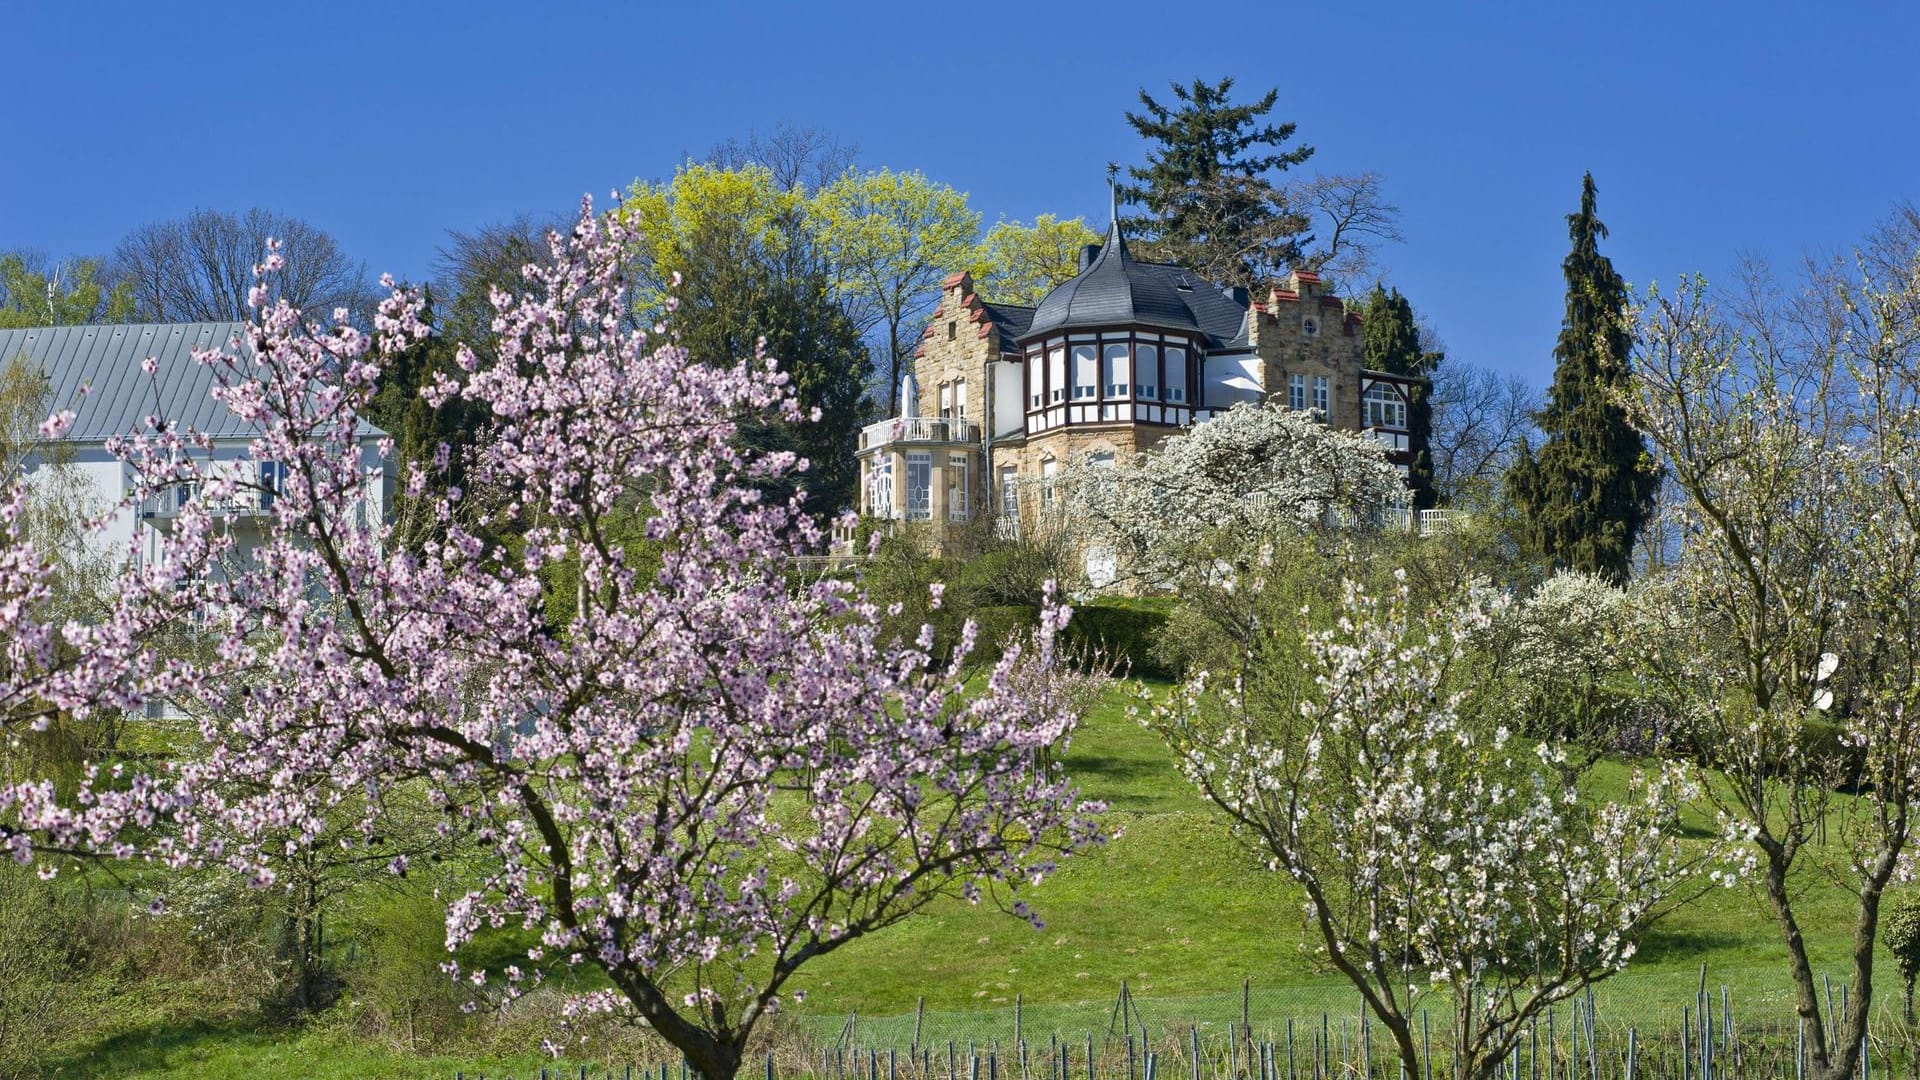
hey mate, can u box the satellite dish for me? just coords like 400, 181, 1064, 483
1813, 688, 1834, 712
1816, 652, 1839, 681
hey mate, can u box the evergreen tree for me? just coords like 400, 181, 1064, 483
1120, 77, 1314, 286
664, 193, 872, 516
1505, 173, 1658, 583
363, 288, 486, 552
1360, 285, 1441, 509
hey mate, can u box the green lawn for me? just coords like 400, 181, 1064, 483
44, 680, 1911, 1075
784, 682, 1901, 1035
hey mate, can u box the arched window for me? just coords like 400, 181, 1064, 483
1103, 343, 1130, 398
1364, 382, 1407, 429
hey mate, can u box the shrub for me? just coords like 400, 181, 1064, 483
1886, 891, 1920, 1023
1064, 601, 1176, 681
0, 866, 81, 1076
347, 887, 475, 1050
970, 604, 1040, 654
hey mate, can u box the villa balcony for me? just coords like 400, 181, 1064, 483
140, 484, 275, 523
858, 416, 980, 452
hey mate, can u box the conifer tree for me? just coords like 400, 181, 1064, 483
1120, 77, 1314, 286
1360, 285, 1441, 509
1506, 173, 1657, 583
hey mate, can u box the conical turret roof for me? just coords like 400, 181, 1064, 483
1022, 186, 1204, 340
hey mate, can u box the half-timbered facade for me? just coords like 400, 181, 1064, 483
855, 205, 1425, 549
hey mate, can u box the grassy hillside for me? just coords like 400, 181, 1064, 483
43, 680, 1903, 1075
784, 681, 1895, 1028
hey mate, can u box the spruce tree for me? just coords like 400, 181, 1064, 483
1121, 77, 1314, 286
1360, 285, 1441, 509
1505, 173, 1658, 583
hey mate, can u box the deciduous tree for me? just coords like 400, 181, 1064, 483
1631, 221, 1920, 1078
1427, 362, 1538, 506
624, 165, 872, 513
0, 200, 1102, 1080
813, 169, 980, 413
1154, 575, 1712, 1080
0, 252, 136, 328
969, 215, 1100, 308
113, 207, 369, 323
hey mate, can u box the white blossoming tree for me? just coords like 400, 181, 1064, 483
1631, 228, 1920, 1080
1047, 402, 1404, 585
1152, 574, 1712, 1080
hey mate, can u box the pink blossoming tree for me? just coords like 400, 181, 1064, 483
0, 200, 1103, 1078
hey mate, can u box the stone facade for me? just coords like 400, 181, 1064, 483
1247, 271, 1369, 431
852, 232, 1424, 557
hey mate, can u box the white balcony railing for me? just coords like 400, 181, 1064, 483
141, 483, 273, 522
859, 416, 980, 451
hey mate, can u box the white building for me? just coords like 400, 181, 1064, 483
1, 321, 390, 571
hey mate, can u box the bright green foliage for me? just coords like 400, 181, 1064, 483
624, 163, 873, 514
1120, 77, 1314, 287
970, 214, 1100, 307
0, 253, 136, 328
1506, 173, 1658, 584
812, 168, 980, 414
1360, 285, 1441, 509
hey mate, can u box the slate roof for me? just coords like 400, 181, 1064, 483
979, 301, 1035, 353
0, 322, 383, 443
1023, 213, 1204, 341
1133, 263, 1253, 349
1014, 191, 1259, 350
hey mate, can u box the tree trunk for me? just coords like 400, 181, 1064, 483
1762, 849, 1831, 1076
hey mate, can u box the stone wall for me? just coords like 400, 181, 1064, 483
912, 272, 1004, 424
1246, 269, 1367, 431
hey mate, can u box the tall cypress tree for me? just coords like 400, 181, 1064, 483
1360, 285, 1441, 510
1506, 173, 1658, 584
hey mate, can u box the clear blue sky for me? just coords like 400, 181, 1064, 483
7, 1, 1917, 386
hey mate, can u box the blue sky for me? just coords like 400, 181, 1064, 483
7, 1, 1916, 385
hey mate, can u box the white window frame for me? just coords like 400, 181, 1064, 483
871, 456, 893, 517
953, 378, 967, 419
1048, 346, 1067, 404
1072, 344, 1098, 401
906, 452, 932, 521
1165, 346, 1188, 404
1135, 343, 1159, 400
1364, 382, 1407, 429
1313, 375, 1330, 416
1103, 343, 1131, 399
948, 455, 970, 520
1000, 464, 1019, 520
1289, 374, 1307, 411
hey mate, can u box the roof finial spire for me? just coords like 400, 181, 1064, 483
1105, 161, 1120, 228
